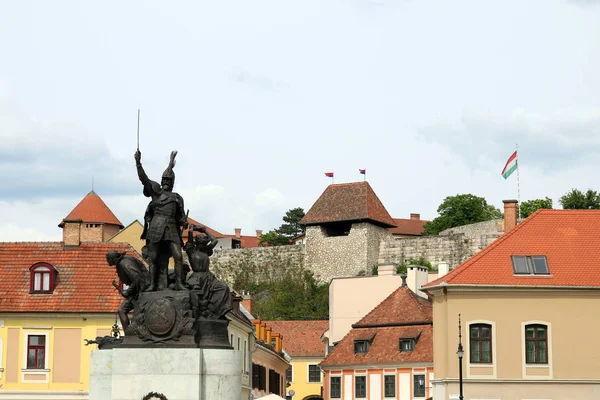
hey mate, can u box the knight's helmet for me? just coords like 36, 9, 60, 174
162, 151, 177, 182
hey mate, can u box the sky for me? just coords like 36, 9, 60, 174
1, 0, 600, 241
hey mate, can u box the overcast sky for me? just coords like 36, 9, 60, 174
1, 0, 599, 241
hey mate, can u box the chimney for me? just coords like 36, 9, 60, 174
256, 230, 263, 238
503, 200, 518, 232
437, 261, 449, 278
410, 213, 420, 220
400, 273, 407, 287
234, 228, 241, 238
407, 265, 429, 299
62, 219, 82, 247
378, 260, 396, 276
241, 291, 252, 314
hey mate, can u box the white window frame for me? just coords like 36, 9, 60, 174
383, 373, 396, 399
307, 363, 322, 383
354, 372, 368, 399
412, 373, 426, 399
286, 364, 294, 384
521, 320, 553, 379
329, 373, 342, 399
466, 319, 497, 379
21, 331, 50, 383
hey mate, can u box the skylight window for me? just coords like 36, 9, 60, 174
511, 256, 549, 275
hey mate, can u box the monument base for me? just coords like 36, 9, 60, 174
90, 348, 241, 400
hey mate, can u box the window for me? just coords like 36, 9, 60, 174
511, 256, 549, 275
384, 375, 396, 398
243, 340, 247, 373
330, 376, 341, 398
269, 369, 281, 394
286, 366, 293, 383
470, 324, 492, 363
29, 263, 56, 293
308, 364, 321, 382
27, 335, 46, 369
252, 363, 266, 390
322, 221, 352, 237
413, 374, 425, 397
526, 324, 548, 364
400, 339, 415, 352
354, 340, 370, 354
355, 376, 367, 398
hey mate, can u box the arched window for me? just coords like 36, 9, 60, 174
29, 263, 57, 293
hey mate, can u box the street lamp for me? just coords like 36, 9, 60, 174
457, 313, 464, 400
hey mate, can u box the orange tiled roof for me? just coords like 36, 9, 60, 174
264, 320, 328, 357
321, 286, 433, 367
220, 234, 260, 248
59, 191, 123, 228
388, 218, 428, 236
424, 209, 600, 288
300, 182, 396, 228
183, 217, 224, 240
0, 242, 140, 313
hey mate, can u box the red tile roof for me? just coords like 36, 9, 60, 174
183, 218, 260, 248
59, 191, 123, 228
220, 234, 260, 248
264, 320, 328, 357
183, 217, 224, 240
423, 209, 600, 288
321, 286, 433, 367
300, 182, 396, 228
0, 242, 141, 313
388, 218, 429, 236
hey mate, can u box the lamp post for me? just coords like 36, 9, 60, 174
457, 313, 464, 400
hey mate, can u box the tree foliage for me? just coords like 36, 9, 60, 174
559, 189, 600, 210
275, 207, 306, 238
397, 256, 433, 274
520, 197, 553, 218
423, 194, 502, 235
258, 231, 290, 246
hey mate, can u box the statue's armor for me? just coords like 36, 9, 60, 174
146, 191, 183, 244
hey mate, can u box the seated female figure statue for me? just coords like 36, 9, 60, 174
184, 225, 232, 319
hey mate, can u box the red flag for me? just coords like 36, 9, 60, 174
359, 169, 366, 174
324, 172, 334, 177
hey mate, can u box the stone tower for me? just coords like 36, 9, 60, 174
300, 182, 396, 281
59, 190, 124, 246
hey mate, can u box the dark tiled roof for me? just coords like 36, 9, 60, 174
388, 218, 428, 236
321, 286, 433, 367
300, 182, 396, 228
0, 242, 141, 313
59, 191, 123, 228
264, 320, 328, 357
424, 209, 600, 288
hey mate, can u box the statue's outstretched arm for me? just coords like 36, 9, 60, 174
134, 150, 151, 186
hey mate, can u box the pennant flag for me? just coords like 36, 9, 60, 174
324, 172, 334, 178
359, 169, 366, 175
501, 151, 518, 180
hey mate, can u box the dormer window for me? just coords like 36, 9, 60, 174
354, 333, 376, 354
511, 255, 549, 275
399, 330, 422, 352
29, 263, 57, 293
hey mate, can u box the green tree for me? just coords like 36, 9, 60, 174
258, 231, 290, 246
396, 256, 433, 274
275, 207, 306, 238
559, 189, 600, 210
423, 194, 502, 235
520, 197, 553, 218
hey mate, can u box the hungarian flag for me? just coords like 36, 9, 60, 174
501, 151, 518, 179
324, 172, 334, 177
359, 169, 366, 174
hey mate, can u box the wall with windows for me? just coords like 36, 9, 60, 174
285, 357, 324, 400
0, 314, 115, 396
323, 367, 434, 400
430, 288, 600, 399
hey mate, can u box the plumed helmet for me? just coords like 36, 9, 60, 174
162, 151, 177, 181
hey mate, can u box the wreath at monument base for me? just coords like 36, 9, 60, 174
142, 392, 169, 400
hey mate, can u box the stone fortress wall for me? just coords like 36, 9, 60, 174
209, 219, 505, 285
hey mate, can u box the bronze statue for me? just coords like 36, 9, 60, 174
106, 250, 151, 331
134, 150, 188, 291
185, 225, 233, 319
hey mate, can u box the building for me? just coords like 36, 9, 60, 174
229, 293, 257, 400
388, 214, 428, 238
300, 182, 397, 281
251, 319, 290, 399
264, 320, 329, 400
421, 204, 600, 400
0, 241, 138, 399
320, 277, 434, 400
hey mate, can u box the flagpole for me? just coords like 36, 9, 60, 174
516, 142, 521, 220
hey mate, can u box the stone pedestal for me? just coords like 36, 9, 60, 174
90, 348, 241, 400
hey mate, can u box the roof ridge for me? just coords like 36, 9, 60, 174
424, 209, 544, 287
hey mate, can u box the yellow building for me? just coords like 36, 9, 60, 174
0, 241, 137, 399
265, 320, 328, 400
423, 208, 600, 400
